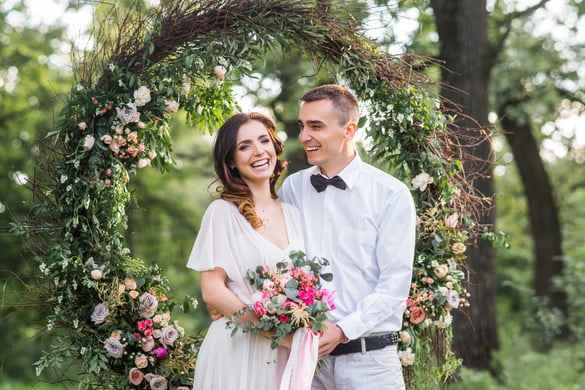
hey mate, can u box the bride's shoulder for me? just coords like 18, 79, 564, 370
206, 199, 238, 216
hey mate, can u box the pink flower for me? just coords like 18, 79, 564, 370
134, 333, 141, 340
451, 242, 466, 254
409, 306, 426, 325
149, 375, 168, 390
433, 265, 449, 279
253, 301, 267, 316
135, 353, 149, 369
137, 158, 151, 168
83, 135, 95, 150
90, 269, 102, 280
141, 336, 155, 352
153, 347, 167, 359
144, 328, 154, 337
444, 213, 459, 228
320, 289, 336, 310
278, 314, 289, 323
128, 367, 144, 386
165, 100, 179, 112
78, 122, 87, 130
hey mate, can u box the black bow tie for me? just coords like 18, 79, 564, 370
310, 174, 347, 193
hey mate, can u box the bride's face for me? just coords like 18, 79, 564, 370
232, 120, 277, 186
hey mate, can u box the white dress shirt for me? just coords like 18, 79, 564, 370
279, 153, 416, 340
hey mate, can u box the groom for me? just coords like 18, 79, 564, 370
278, 84, 416, 389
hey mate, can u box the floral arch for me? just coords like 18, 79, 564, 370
24, 0, 487, 389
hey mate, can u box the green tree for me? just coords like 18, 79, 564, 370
0, 0, 72, 382
372, 0, 585, 372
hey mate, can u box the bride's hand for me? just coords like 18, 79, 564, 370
207, 303, 223, 321
259, 330, 293, 349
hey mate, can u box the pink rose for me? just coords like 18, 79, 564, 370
433, 265, 449, 279
124, 277, 137, 290
90, 269, 103, 280
137, 158, 151, 168
409, 306, 426, 325
135, 353, 149, 369
153, 347, 167, 359
78, 122, 87, 130
451, 242, 466, 254
444, 213, 459, 228
149, 375, 168, 390
128, 367, 144, 386
129, 290, 139, 299
320, 289, 336, 310
141, 336, 155, 352
100, 134, 112, 144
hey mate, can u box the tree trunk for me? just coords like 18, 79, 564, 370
499, 114, 567, 315
430, 0, 499, 373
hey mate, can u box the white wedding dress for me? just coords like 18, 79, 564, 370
187, 199, 305, 390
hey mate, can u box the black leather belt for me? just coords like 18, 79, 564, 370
330, 332, 399, 356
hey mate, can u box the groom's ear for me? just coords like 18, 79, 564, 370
344, 121, 357, 140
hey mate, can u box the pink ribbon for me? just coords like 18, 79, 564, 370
279, 328, 319, 390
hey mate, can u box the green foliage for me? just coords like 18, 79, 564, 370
12, 0, 485, 388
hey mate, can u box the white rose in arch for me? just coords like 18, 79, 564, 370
133, 86, 151, 107
411, 172, 434, 191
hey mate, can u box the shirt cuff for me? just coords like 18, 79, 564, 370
335, 313, 368, 340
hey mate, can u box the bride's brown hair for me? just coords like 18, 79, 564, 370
212, 112, 286, 228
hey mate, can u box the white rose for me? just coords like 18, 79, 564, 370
165, 100, 179, 113
100, 134, 113, 144
399, 331, 412, 344
78, 122, 87, 130
135, 353, 149, 368
398, 348, 415, 366
213, 65, 226, 79
83, 135, 95, 150
137, 158, 151, 168
133, 86, 151, 107
411, 172, 434, 191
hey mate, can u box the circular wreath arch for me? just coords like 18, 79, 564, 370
25, 1, 488, 389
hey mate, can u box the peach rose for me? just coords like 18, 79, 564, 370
409, 306, 426, 325
128, 367, 144, 386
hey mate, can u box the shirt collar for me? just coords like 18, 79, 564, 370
310, 151, 362, 191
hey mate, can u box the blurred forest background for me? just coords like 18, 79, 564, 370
1, 0, 585, 389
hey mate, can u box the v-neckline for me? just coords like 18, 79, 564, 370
250, 203, 292, 251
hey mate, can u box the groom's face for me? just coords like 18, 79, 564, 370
297, 99, 352, 177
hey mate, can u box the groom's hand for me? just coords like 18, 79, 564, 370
317, 321, 346, 359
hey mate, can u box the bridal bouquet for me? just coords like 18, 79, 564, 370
228, 250, 335, 349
